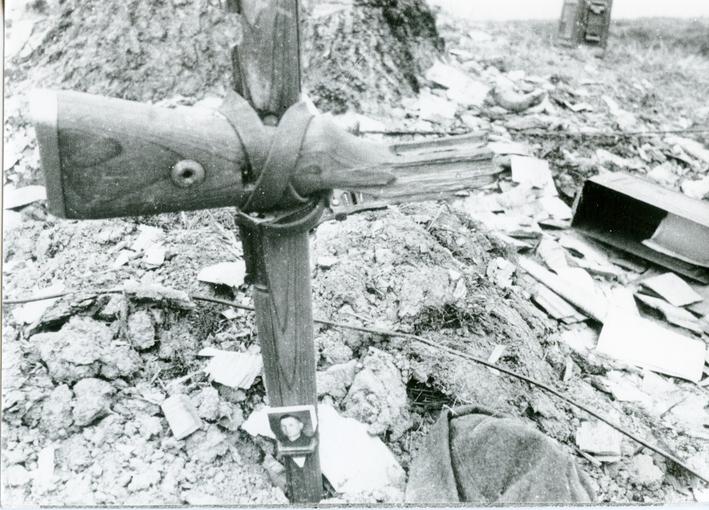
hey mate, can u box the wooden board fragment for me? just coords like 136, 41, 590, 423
639, 273, 702, 307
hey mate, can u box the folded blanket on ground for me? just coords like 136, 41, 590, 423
405, 405, 597, 504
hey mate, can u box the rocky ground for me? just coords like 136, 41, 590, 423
3, 1, 709, 506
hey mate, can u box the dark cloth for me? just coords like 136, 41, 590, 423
405, 405, 596, 504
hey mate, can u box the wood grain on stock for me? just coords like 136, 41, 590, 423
34, 91, 498, 220
41, 91, 248, 219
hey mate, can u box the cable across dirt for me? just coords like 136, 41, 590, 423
5, 287, 708, 484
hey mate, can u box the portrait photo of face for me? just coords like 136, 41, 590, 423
280, 414, 305, 442
267, 405, 318, 456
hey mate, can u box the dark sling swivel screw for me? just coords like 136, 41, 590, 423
171, 159, 205, 188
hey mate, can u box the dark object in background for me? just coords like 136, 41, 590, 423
405, 406, 596, 504
558, 0, 613, 48
572, 172, 709, 283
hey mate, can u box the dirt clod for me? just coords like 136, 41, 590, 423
185, 425, 229, 463
40, 384, 74, 439
98, 294, 127, 320
317, 360, 358, 399
100, 345, 143, 380
196, 387, 221, 422
128, 311, 156, 351
627, 454, 664, 488
127, 461, 162, 492
137, 416, 163, 440
4, 465, 32, 487
217, 402, 244, 431
344, 348, 412, 440
34, 317, 111, 383
398, 267, 458, 319
71, 378, 115, 427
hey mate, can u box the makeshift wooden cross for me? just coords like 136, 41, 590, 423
31, 0, 501, 502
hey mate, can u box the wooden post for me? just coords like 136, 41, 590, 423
30, 4, 502, 503
226, 0, 322, 502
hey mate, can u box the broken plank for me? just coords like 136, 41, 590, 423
640, 273, 702, 308
635, 293, 703, 334
519, 257, 606, 322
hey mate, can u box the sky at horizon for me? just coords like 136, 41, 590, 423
429, 0, 709, 20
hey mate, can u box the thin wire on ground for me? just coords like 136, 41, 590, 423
359, 126, 709, 139
3, 288, 708, 484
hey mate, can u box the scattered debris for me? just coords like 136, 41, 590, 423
143, 244, 166, 267
639, 273, 703, 307
488, 141, 530, 156
510, 156, 556, 195
572, 173, 709, 283
242, 404, 405, 498
318, 404, 406, 498
197, 261, 246, 288
575, 420, 622, 461
12, 283, 65, 324
486, 257, 516, 289
634, 294, 703, 333
493, 83, 546, 113
557, 233, 622, 279
531, 283, 587, 324
602, 95, 637, 130
3, 184, 46, 209
596, 308, 706, 382
486, 344, 506, 365
681, 175, 709, 200
519, 257, 606, 321
200, 346, 263, 389
413, 89, 458, 122
592, 371, 647, 403
131, 225, 164, 252
121, 282, 195, 310
425, 60, 490, 108
627, 454, 664, 488
161, 394, 202, 440
665, 136, 709, 166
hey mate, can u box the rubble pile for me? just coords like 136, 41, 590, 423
3, 4, 709, 507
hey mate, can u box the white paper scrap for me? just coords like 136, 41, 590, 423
596, 308, 706, 382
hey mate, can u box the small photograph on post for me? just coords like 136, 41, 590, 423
267, 405, 318, 456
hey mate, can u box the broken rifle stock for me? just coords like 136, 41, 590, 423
31, 90, 499, 219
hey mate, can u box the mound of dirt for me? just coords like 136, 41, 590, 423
7, 0, 441, 110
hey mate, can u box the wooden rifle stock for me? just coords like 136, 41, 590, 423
32, 90, 249, 219
32, 90, 500, 220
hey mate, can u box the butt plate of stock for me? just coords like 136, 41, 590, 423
29, 89, 249, 220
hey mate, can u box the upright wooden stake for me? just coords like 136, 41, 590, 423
226, 0, 322, 502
